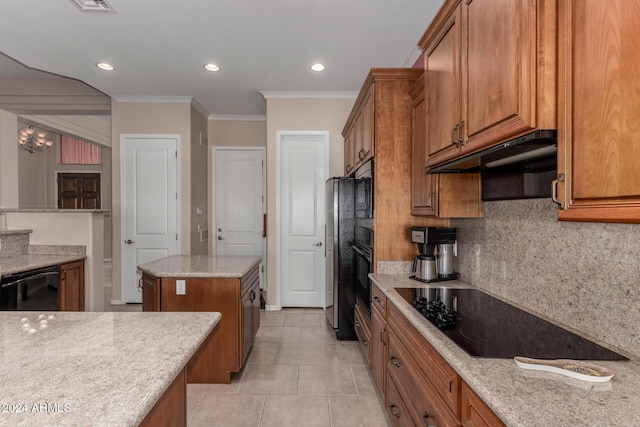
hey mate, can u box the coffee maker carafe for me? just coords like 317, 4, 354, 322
410, 226, 457, 282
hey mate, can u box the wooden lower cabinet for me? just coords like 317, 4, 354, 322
59, 260, 84, 311
141, 264, 260, 384
461, 381, 505, 427
371, 302, 387, 396
371, 283, 503, 427
354, 298, 371, 365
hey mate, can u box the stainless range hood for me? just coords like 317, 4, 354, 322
428, 129, 557, 174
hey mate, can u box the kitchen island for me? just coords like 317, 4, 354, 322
137, 255, 261, 384
0, 311, 220, 427
371, 274, 640, 427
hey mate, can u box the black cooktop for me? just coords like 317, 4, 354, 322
395, 287, 627, 360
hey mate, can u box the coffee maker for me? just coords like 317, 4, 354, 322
410, 226, 458, 282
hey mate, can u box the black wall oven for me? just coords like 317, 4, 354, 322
353, 225, 373, 316
0, 265, 60, 311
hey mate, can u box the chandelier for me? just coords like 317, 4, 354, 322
18, 125, 53, 153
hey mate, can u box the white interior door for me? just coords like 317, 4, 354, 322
121, 135, 179, 303
279, 132, 328, 308
214, 148, 265, 286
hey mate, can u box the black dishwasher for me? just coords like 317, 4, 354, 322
0, 265, 60, 311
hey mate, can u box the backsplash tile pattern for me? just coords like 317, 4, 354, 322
452, 199, 640, 358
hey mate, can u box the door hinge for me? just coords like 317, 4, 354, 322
175, 150, 178, 158
176, 234, 178, 240
176, 192, 178, 199
261, 160, 264, 167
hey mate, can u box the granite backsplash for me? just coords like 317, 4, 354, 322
451, 199, 640, 358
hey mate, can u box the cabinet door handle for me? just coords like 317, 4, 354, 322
354, 319, 360, 327
451, 125, 459, 148
551, 173, 565, 209
380, 330, 385, 344
456, 120, 465, 146
362, 339, 369, 347
390, 356, 400, 367
137, 278, 143, 290
389, 404, 401, 418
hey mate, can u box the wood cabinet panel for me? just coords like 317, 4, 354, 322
371, 302, 386, 396
59, 260, 84, 311
387, 328, 459, 427
139, 368, 186, 427
388, 303, 460, 417
557, 0, 640, 223
461, 380, 505, 427
141, 273, 160, 312
411, 72, 482, 218
386, 376, 416, 427
354, 298, 371, 365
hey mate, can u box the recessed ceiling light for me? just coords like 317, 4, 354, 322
310, 63, 326, 72
95, 62, 114, 71
204, 63, 221, 72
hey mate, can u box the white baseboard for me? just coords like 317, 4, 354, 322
110, 299, 124, 305
265, 305, 281, 311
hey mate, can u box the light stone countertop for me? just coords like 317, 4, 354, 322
137, 254, 262, 278
0, 254, 86, 275
371, 274, 640, 427
0, 311, 220, 427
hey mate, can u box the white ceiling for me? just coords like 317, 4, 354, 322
0, 0, 444, 117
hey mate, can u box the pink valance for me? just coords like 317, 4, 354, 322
61, 136, 101, 165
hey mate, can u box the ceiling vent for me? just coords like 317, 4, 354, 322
70, 0, 116, 12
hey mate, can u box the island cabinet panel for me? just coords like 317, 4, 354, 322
556, 0, 640, 223
139, 367, 186, 427
142, 263, 260, 384
141, 273, 160, 311
59, 260, 84, 311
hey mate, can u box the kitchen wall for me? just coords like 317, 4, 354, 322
452, 199, 640, 358
208, 119, 266, 147
264, 96, 356, 308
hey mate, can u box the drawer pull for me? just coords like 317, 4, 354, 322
373, 295, 380, 302
354, 320, 360, 327
390, 356, 400, 367
423, 411, 435, 427
389, 404, 401, 418
362, 340, 369, 347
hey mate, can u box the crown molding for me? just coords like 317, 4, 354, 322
209, 114, 266, 122
403, 46, 425, 68
189, 98, 209, 118
112, 95, 193, 103
260, 91, 359, 99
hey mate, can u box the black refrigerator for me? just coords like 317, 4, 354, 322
325, 177, 357, 340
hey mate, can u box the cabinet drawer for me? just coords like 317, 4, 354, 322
371, 283, 386, 315
461, 381, 505, 427
354, 299, 372, 365
388, 328, 459, 427
386, 375, 415, 427
388, 303, 460, 418
241, 264, 260, 296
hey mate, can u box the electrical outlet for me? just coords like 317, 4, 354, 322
176, 280, 186, 295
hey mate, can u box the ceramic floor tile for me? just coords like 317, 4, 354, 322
187, 382, 240, 395
350, 364, 378, 396
300, 326, 338, 344
260, 312, 286, 326
283, 312, 324, 327
255, 326, 302, 343
323, 343, 367, 365
328, 394, 389, 427
186, 393, 204, 426
260, 395, 331, 427
188, 394, 266, 427
298, 365, 357, 395
246, 342, 279, 365
236, 364, 299, 395
275, 343, 325, 365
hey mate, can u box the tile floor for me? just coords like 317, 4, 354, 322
103, 266, 389, 426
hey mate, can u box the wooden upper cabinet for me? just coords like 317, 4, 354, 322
344, 85, 375, 176
421, 0, 556, 169
411, 74, 437, 216
556, 0, 640, 223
